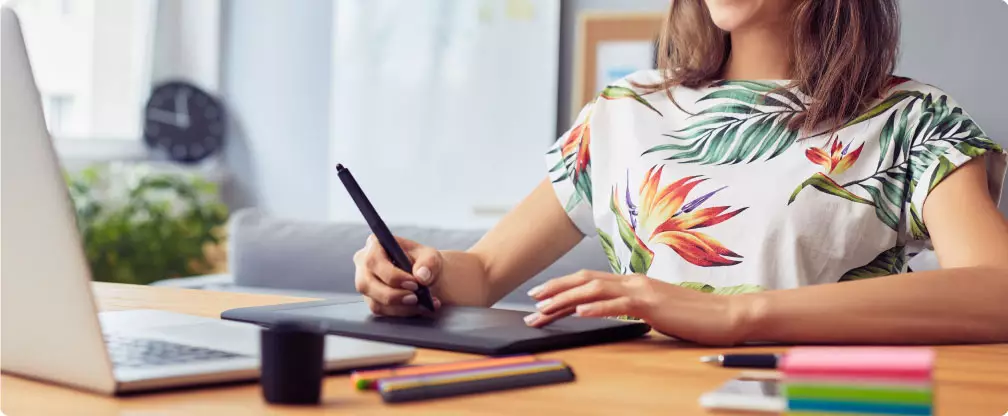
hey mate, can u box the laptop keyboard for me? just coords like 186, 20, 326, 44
105, 334, 249, 369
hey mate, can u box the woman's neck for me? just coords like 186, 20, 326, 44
721, 25, 792, 81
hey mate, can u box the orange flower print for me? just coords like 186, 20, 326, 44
561, 119, 591, 185
805, 136, 865, 175
613, 166, 747, 270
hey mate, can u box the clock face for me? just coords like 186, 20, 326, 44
143, 81, 225, 163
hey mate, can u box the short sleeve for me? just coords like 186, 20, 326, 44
902, 89, 1008, 244
545, 102, 597, 236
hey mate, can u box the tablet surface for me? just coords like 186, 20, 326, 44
221, 300, 651, 355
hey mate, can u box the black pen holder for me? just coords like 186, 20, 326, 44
260, 321, 326, 405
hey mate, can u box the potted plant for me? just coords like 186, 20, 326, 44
65, 164, 229, 285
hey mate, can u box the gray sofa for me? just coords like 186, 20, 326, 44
154, 209, 610, 310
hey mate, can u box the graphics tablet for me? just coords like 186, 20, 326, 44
221, 300, 651, 355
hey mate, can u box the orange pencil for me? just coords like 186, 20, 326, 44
351, 355, 539, 390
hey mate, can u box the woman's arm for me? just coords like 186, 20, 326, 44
436, 178, 584, 306
355, 177, 583, 314
738, 157, 1008, 344
529, 157, 1008, 345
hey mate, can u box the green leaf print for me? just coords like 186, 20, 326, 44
840, 90, 923, 131
564, 190, 583, 213
678, 282, 764, 295
909, 203, 928, 240
711, 284, 764, 295
928, 156, 956, 193
643, 81, 803, 165
597, 229, 622, 274
795, 90, 1003, 234
840, 246, 907, 281
611, 188, 654, 274
788, 173, 872, 205
678, 282, 715, 293
600, 86, 663, 117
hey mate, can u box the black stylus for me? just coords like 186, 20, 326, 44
336, 164, 435, 312
700, 354, 780, 369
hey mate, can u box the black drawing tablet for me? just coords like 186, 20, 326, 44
221, 300, 651, 355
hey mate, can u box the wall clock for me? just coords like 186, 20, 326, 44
143, 81, 226, 164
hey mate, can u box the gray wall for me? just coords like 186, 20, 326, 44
219, 0, 333, 221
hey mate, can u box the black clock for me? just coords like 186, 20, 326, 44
143, 81, 226, 164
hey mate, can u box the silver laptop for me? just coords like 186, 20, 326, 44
0, 8, 414, 395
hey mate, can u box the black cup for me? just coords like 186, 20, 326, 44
260, 321, 325, 405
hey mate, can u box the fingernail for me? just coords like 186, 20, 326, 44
575, 304, 591, 316
416, 267, 432, 284
523, 312, 541, 325
402, 294, 418, 305
535, 299, 552, 311
433, 297, 442, 309
401, 281, 419, 291
527, 284, 545, 297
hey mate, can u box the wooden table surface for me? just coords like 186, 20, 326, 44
3, 283, 1007, 415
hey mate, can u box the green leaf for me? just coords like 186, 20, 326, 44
955, 137, 1000, 157
928, 155, 956, 193
788, 173, 872, 205
698, 89, 791, 109
679, 282, 716, 293
724, 114, 774, 164
610, 188, 653, 275
880, 177, 904, 209
671, 116, 737, 138
841, 90, 923, 130
600, 86, 663, 116
711, 284, 764, 295
564, 190, 583, 212
629, 247, 653, 275
597, 229, 622, 274
548, 157, 565, 173
860, 184, 900, 230
712, 80, 778, 93
840, 246, 907, 281
748, 114, 792, 163
909, 203, 928, 240
767, 123, 799, 160
696, 103, 755, 116
877, 111, 897, 171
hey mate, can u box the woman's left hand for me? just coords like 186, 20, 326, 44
524, 270, 754, 346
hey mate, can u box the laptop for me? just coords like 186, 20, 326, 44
0, 8, 414, 395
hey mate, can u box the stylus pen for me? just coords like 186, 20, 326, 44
700, 354, 781, 369
336, 163, 435, 312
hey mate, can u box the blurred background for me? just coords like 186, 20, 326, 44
4, 0, 1007, 288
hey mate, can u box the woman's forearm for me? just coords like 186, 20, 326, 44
430, 178, 584, 307
738, 266, 1008, 344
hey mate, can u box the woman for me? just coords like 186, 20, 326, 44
353, 0, 1008, 345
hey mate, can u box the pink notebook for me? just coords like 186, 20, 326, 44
779, 347, 935, 381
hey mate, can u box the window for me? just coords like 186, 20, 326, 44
3, 0, 156, 142
43, 95, 75, 137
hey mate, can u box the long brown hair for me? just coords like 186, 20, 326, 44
641, 0, 900, 136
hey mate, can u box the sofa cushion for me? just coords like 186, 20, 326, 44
227, 209, 609, 306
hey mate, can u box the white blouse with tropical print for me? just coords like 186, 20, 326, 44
546, 70, 1007, 294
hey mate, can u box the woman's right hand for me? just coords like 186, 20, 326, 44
353, 234, 443, 316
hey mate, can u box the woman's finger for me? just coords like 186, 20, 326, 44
527, 270, 621, 301
365, 297, 421, 317
535, 279, 622, 315
523, 307, 577, 328
358, 271, 418, 306
572, 297, 636, 318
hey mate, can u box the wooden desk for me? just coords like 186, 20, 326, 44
3, 283, 1008, 415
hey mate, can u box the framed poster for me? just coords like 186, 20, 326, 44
572, 12, 665, 121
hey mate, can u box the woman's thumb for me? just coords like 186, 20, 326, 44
411, 246, 442, 286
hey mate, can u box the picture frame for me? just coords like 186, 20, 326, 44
572, 12, 665, 121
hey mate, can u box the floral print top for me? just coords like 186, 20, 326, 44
546, 70, 1007, 294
